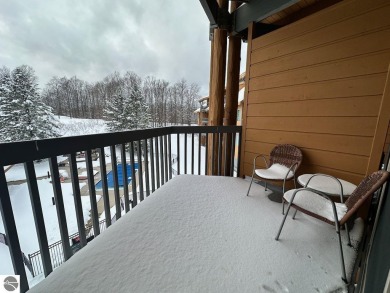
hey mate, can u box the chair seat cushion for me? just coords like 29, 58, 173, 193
283, 189, 347, 222
297, 174, 357, 196
255, 163, 294, 180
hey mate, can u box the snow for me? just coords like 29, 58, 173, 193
0, 179, 91, 279
29, 175, 363, 293
255, 163, 294, 180
283, 189, 347, 222
298, 174, 357, 196
5, 156, 68, 182
171, 133, 206, 175
57, 116, 107, 137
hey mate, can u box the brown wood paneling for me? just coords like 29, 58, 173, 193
242, 0, 390, 185
247, 96, 382, 117
252, 0, 389, 50
245, 132, 372, 156
251, 28, 390, 76
247, 74, 386, 104
250, 51, 390, 90
246, 116, 377, 136
252, 6, 390, 62
244, 148, 367, 177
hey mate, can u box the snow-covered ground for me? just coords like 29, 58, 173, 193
57, 116, 107, 137
0, 117, 211, 287
5, 156, 68, 182
0, 179, 93, 279
29, 175, 363, 293
0, 116, 108, 283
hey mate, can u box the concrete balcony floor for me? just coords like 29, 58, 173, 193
29, 175, 362, 293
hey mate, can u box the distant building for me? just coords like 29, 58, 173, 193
195, 72, 246, 126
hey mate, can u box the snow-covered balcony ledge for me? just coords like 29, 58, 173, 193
28, 175, 362, 293
0, 126, 242, 292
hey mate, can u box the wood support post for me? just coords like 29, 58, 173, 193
222, 1, 242, 176
207, 0, 228, 175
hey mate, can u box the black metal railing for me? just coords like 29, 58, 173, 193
0, 125, 241, 292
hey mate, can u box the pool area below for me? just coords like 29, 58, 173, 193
95, 163, 138, 189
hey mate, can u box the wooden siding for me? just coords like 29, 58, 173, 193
242, 0, 390, 184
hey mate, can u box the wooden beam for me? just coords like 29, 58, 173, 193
208, 0, 228, 175
232, 0, 299, 33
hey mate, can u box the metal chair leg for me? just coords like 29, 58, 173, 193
292, 209, 298, 219
275, 201, 294, 240
264, 182, 267, 191
335, 223, 348, 283
246, 169, 255, 196
345, 224, 352, 247
282, 183, 286, 215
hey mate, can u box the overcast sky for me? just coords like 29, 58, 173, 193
0, 0, 247, 96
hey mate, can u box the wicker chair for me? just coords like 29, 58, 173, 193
246, 144, 303, 213
275, 170, 389, 283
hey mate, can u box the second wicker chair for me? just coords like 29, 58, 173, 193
246, 144, 303, 214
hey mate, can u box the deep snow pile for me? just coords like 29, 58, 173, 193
29, 175, 363, 293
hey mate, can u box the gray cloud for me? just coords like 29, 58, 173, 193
0, 0, 246, 96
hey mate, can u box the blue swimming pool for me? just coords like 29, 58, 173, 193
95, 163, 138, 189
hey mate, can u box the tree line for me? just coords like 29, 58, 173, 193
0, 64, 201, 142
42, 71, 200, 127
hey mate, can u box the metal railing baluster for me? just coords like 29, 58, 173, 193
144, 139, 150, 197
211, 133, 215, 175
191, 133, 195, 175
24, 161, 53, 277
49, 157, 72, 261
68, 153, 87, 247
224, 133, 228, 177
149, 138, 155, 193
230, 132, 235, 177
237, 131, 242, 178
159, 136, 164, 184
98, 147, 111, 227
0, 168, 29, 292
205, 133, 209, 175
168, 134, 172, 180
198, 133, 201, 175
218, 133, 222, 176
137, 141, 144, 201
177, 133, 180, 175
184, 133, 187, 174
164, 135, 168, 182
155, 137, 160, 189
120, 144, 130, 213
110, 146, 121, 221
129, 142, 137, 207
86, 150, 100, 236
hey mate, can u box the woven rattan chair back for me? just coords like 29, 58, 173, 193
269, 144, 303, 170
340, 170, 389, 225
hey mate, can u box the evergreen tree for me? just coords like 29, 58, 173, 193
0, 67, 13, 141
0, 65, 58, 142
127, 72, 150, 130
104, 93, 126, 132
104, 72, 150, 132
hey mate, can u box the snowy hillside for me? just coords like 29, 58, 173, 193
57, 116, 107, 137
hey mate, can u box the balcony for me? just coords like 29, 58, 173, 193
1, 125, 380, 292
0, 126, 242, 292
